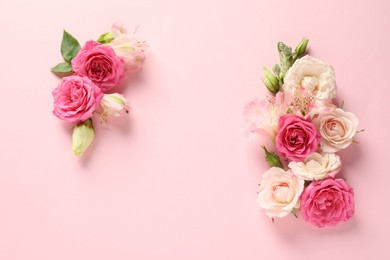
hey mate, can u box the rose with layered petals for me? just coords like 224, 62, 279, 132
313, 108, 359, 153
257, 167, 304, 218
300, 178, 354, 227
289, 152, 341, 181
283, 55, 336, 100
72, 40, 125, 92
276, 114, 321, 161
52, 75, 103, 123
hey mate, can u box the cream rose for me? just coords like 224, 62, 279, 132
289, 153, 341, 181
283, 55, 336, 100
257, 167, 304, 218
313, 108, 359, 153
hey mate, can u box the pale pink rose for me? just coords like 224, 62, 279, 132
108, 23, 148, 72
289, 152, 341, 181
257, 167, 304, 218
243, 92, 293, 140
72, 40, 125, 92
276, 114, 321, 161
312, 108, 359, 153
52, 75, 103, 123
300, 178, 354, 227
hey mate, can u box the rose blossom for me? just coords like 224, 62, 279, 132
289, 152, 341, 181
276, 114, 321, 161
243, 92, 292, 140
300, 178, 354, 227
283, 55, 336, 100
312, 108, 359, 153
257, 167, 304, 218
52, 75, 103, 123
72, 40, 125, 92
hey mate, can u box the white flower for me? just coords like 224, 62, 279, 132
257, 167, 304, 218
289, 153, 341, 181
312, 108, 359, 153
283, 55, 337, 100
100, 93, 130, 123
108, 23, 148, 71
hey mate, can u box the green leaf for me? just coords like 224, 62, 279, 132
277, 42, 293, 82
51, 62, 72, 73
262, 146, 284, 168
61, 30, 81, 62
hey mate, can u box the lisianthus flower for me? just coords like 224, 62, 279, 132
283, 55, 336, 100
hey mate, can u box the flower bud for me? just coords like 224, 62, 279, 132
262, 146, 283, 168
72, 119, 95, 156
294, 38, 309, 58
97, 32, 115, 44
262, 67, 279, 93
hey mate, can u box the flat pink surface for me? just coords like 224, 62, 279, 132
0, 0, 389, 259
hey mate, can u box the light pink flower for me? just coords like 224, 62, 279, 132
257, 167, 304, 218
300, 178, 354, 228
276, 114, 321, 161
312, 108, 359, 153
52, 76, 103, 123
243, 92, 293, 140
72, 40, 125, 92
108, 23, 148, 72
289, 152, 341, 181
283, 55, 337, 100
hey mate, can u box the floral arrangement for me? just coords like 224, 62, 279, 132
51, 23, 148, 156
244, 38, 361, 227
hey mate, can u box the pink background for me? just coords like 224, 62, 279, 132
0, 0, 389, 259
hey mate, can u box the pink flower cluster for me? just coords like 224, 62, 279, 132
51, 23, 148, 156
244, 39, 360, 228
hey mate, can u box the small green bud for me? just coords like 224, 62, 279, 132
72, 119, 95, 156
294, 38, 309, 60
262, 146, 283, 168
261, 67, 279, 93
97, 32, 115, 44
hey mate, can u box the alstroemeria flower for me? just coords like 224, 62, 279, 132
100, 93, 130, 123
243, 92, 293, 140
108, 23, 148, 72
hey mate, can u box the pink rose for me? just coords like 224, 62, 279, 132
276, 114, 321, 161
72, 40, 125, 92
300, 178, 354, 228
52, 75, 103, 123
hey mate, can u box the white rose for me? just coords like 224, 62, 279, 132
257, 167, 304, 218
312, 108, 359, 153
283, 55, 336, 100
289, 153, 341, 181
